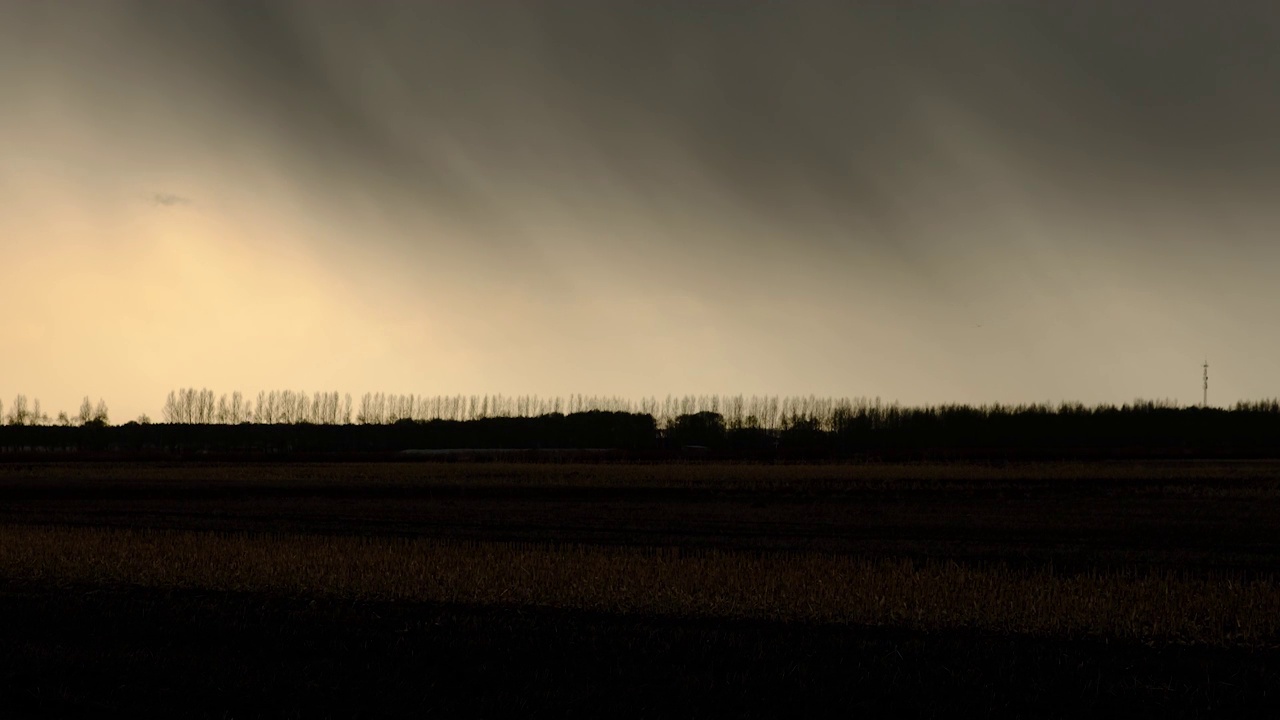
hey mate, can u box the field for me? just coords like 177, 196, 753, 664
3, 460, 1280, 716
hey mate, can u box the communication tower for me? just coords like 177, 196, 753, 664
1202, 359, 1209, 408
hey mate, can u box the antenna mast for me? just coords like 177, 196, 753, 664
1202, 359, 1209, 408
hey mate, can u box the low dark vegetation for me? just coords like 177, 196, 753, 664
3, 399, 1280, 460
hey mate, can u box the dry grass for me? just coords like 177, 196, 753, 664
4, 524, 1279, 648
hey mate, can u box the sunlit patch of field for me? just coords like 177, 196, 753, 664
5, 524, 1278, 648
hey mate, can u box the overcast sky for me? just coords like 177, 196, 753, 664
2, 1, 1278, 421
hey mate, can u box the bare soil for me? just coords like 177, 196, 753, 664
3, 460, 1280, 717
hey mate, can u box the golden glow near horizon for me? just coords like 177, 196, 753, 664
2, 3, 1278, 422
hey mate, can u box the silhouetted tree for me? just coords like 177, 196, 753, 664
78, 396, 93, 426
667, 411, 727, 448
31, 399, 47, 426
162, 391, 180, 423
7, 395, 30, 426
183, 388, 199, 422
197, 388, 215, 423
255, 391, 272, 424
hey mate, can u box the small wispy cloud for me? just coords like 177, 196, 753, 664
152, 192, 192, 207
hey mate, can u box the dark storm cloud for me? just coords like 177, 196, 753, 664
7, 0, 1280, 412
115, 1, 1277, 250
114, 1, 507, 240
152, 192, 191, 207
11, 0, 1280, 275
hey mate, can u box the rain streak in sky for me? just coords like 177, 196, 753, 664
2, 1, 1279, 421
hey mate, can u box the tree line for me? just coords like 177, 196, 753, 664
4, 390, 1280, 460
157, 389, 944, 428
0, 386, 1274, 458
157, 389, 1267, 430
9, 389, 1280, 432
159, 389, 681, 426
2, 395, 110, 427
154, 389, 1280, 437
0, 390, 929, 429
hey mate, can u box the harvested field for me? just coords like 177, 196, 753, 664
5, 584, 1278, 719
3, 460, 1280, 716
4, 525, 1280, 647
3, 461, 1280, 572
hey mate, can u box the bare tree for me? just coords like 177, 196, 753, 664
79, 396, 94, 426
288, 390, 299, 423
278, 390, 293, 423
179, 389, 189, 423
254, 391, 271, 424
93, 399, 109, 425
7, 395, 29, 426
178, 388, 197, 423
230, 391, 246, 424
357, 393, 372, 424
296, 390, 311, 424
198, 389, 215, 423
162, 391, 180, 423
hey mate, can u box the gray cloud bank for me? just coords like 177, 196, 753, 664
3, 1, 1279, 408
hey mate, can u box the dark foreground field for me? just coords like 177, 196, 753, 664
3, 461, 1280, 717
5, 583, 1277, 719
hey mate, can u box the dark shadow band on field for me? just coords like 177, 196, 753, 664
1, 580, 1277, 719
